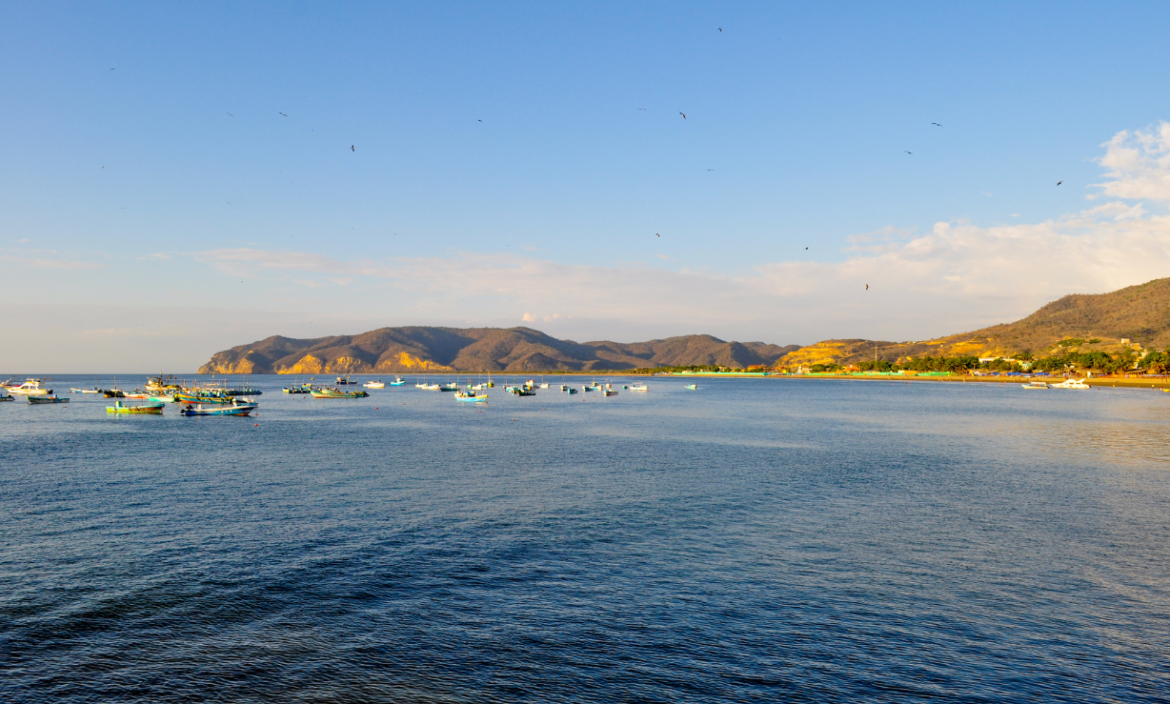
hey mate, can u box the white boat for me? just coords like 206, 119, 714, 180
1021, 381, 1049, 389
1052, 378, 1090, 389
71, 387, 103, 394
363, 380, 386, 389
7, 379, 50, 396
418, 383, 441, 391
628, 384, 649, 393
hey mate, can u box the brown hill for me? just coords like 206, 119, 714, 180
198, 327, 799, 374
775, 277, 1170, 368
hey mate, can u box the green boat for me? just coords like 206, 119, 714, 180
310, 387, 369, 399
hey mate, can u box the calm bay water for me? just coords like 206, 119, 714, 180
2, 375, 1168, 702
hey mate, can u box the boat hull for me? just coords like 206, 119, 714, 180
180, 403, 257, 416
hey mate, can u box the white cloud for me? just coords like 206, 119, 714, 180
174, 123, 1170, 344
1094, 122, 1170, 200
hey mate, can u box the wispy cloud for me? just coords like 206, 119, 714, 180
1094, 122, 1170, 200
0, 254, 102, 271
181, 124, 1170, 343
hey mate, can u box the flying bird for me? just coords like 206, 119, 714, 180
351, 145, 354, 151
707, 168, 715, 171
866, 284, 869, 290
226, 112, 234, 117
805, 247, 808, 250
718, 27, 722, 32
638, 108, 647, 111
1057, 181, 1063, 186
109, 67, 115, 70
931, 122, 942, 126
679, 112, 686, 120
904, 150, 912, 155
279, 112, 287, 117
655, 233, 660, 237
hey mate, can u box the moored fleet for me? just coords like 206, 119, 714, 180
0, 374, 668, 414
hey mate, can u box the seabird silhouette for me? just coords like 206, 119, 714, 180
1057, 181, 1063, 186
679, 112, 686, 120
279, 112, 287, 117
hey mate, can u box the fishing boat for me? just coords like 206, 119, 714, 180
284, 382, 314, 394
71, 387, 102, 394
103, 388, 126, 398
107, 400, 165, 415
149, 393, 179, 404
122, 391, 150, 399
628, 384, 649, 393
363, 380, 386, 389
308, 385, 367, 397
564, 386, 577, 394
145, 375, 182, 392
335, 376, 356, 385
8, 379, 50, 396
389, 377, 406, 386
684, 384, 698, 390
440, 382, 459, 392
28, 395, 68, 404
581, 385, 592, 392
603, 389, 618, 396
0, 393, 13, 402
175, 390, 234, 404
507, 386, 536, 396
1052, 378, 1090, 389
180, 399, 258, 416
455, 391, 488, 403
1021, 381, 1049, 389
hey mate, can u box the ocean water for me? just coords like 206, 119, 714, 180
2, 375, 1168, 703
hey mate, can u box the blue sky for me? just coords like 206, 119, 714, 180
4, 2, 1170, 371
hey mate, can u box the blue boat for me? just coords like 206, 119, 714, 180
389, 377, 406, 386
180, 399, 258, 416
455, 391, 488, 404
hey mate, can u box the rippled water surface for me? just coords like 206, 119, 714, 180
2, 375, 1169, 702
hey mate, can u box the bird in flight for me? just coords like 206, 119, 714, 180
904, 150, 912, 155
931, 122, 942, 126
707, 168, 715, 171
109, 67, 115, 70
477, 119, 482, 122
718, 27, 722, 32
1057, 181, 1063, 186
805, 247, 808, 250
351, 145, 355, 152
655, 233, 660, 237
279, 112, 288, 117
226, 112, 234, 117
638, 108, 647, 111
865, 284, 869, 290
679, 112, 686, 120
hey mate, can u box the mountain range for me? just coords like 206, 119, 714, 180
199, 277, 1170, 374
199, 327, 798, 374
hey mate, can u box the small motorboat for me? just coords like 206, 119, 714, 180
603, 389, 618, 396
9, 379, 50, 396
311, 387, 370, 399
440, 382, 460, 392
455, 391, 488, 403
684, 384, 698, 390
103, 388, 126, 398
628, 384, 649, 393
71, 387, 102, 394
364, 380, 386, 389
0, 394, 14, 402
1021, 382, 1049, 389
28, 395, 68, 404
1052, 378, 1090, 389
180, 399, 258, 416
564, 387, 577, 394
389, 377, 406, 386
336, 376, 356, 385
107, 400, 165, 415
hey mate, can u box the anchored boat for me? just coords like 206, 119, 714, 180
28, 395, 68, 404
107, 400, 165, 415
180, 399, 258, 416
308, 385, 367, 397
